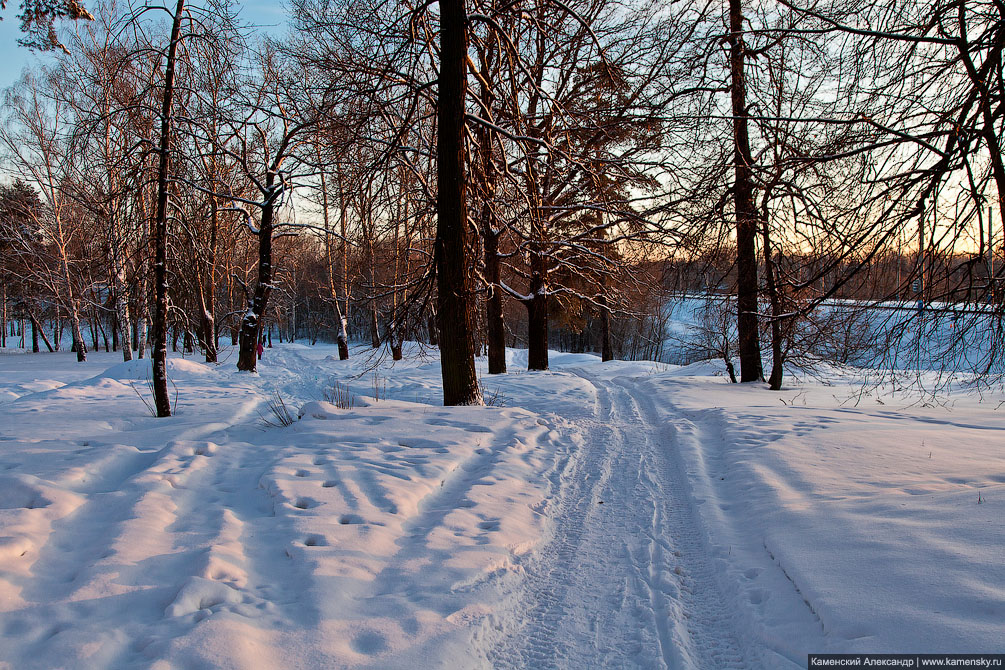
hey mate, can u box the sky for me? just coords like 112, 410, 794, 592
0, 14, 48, 90
0, 1, 288, 90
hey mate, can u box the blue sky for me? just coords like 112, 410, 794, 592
0, 2, 288, 90
0, 14, 49, 90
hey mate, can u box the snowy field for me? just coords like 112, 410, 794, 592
661, 295, 1005, 380
0, 343, 1002, 668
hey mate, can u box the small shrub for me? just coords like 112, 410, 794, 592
323, 380, 355, 409
130, 375, 179, 416
483, 387, 507, 407
372, 373, 386, 402
130, 381, 157, 416
261, 391, 296, 428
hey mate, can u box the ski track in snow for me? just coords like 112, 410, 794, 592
488, 368, 755, 670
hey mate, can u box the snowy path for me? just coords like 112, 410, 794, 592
489, 369, 756, 670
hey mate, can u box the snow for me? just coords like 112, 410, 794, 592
634, 363, 1005, 661
0, 342, 1003, 669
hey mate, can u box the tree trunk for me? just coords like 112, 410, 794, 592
427, 312, 438, 346
118, 299, 132, 361
138, 317, 148, 359
485, 230, 506, 374
526, 250, 549, 371
600, 290, 613, 362
90, 309, 99, 352
479, 139, 506, 373
472, 276, 484, 357
150, 0, 186, 415
108, 129, 131, 362
474, 39, 505, 374
67, 303, 86, 362
337, 331, 349, 360
436, 0, 482, 406
237, 175, 276, 372
97, 311, 110, 352
70, 317, 87, 361
729, 0, 762, 383
199, 298, 216, 362
198, 203, 218, 363
338, 163, 353, 356
761, 220, 784, 390
363, 203, 381, 349
369, 305, 380, 348
320, 160, 350, 361
138, 316, 147, 358
58, 252, 86, 362
526, 291, 549, 371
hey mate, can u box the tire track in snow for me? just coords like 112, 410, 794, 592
487, 369, 757, 669
609, 376, 754, 669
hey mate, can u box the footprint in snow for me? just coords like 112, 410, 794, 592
351, 630, 388, 654
293, 497, 319, 510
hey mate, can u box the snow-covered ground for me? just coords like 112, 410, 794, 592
0, 343, 1002, 668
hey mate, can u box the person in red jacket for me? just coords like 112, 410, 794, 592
256, 340, 264, 360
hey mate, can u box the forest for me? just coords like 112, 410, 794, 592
1, 0, 1004, 410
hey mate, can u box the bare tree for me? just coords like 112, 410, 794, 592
1, 71, 89, 361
